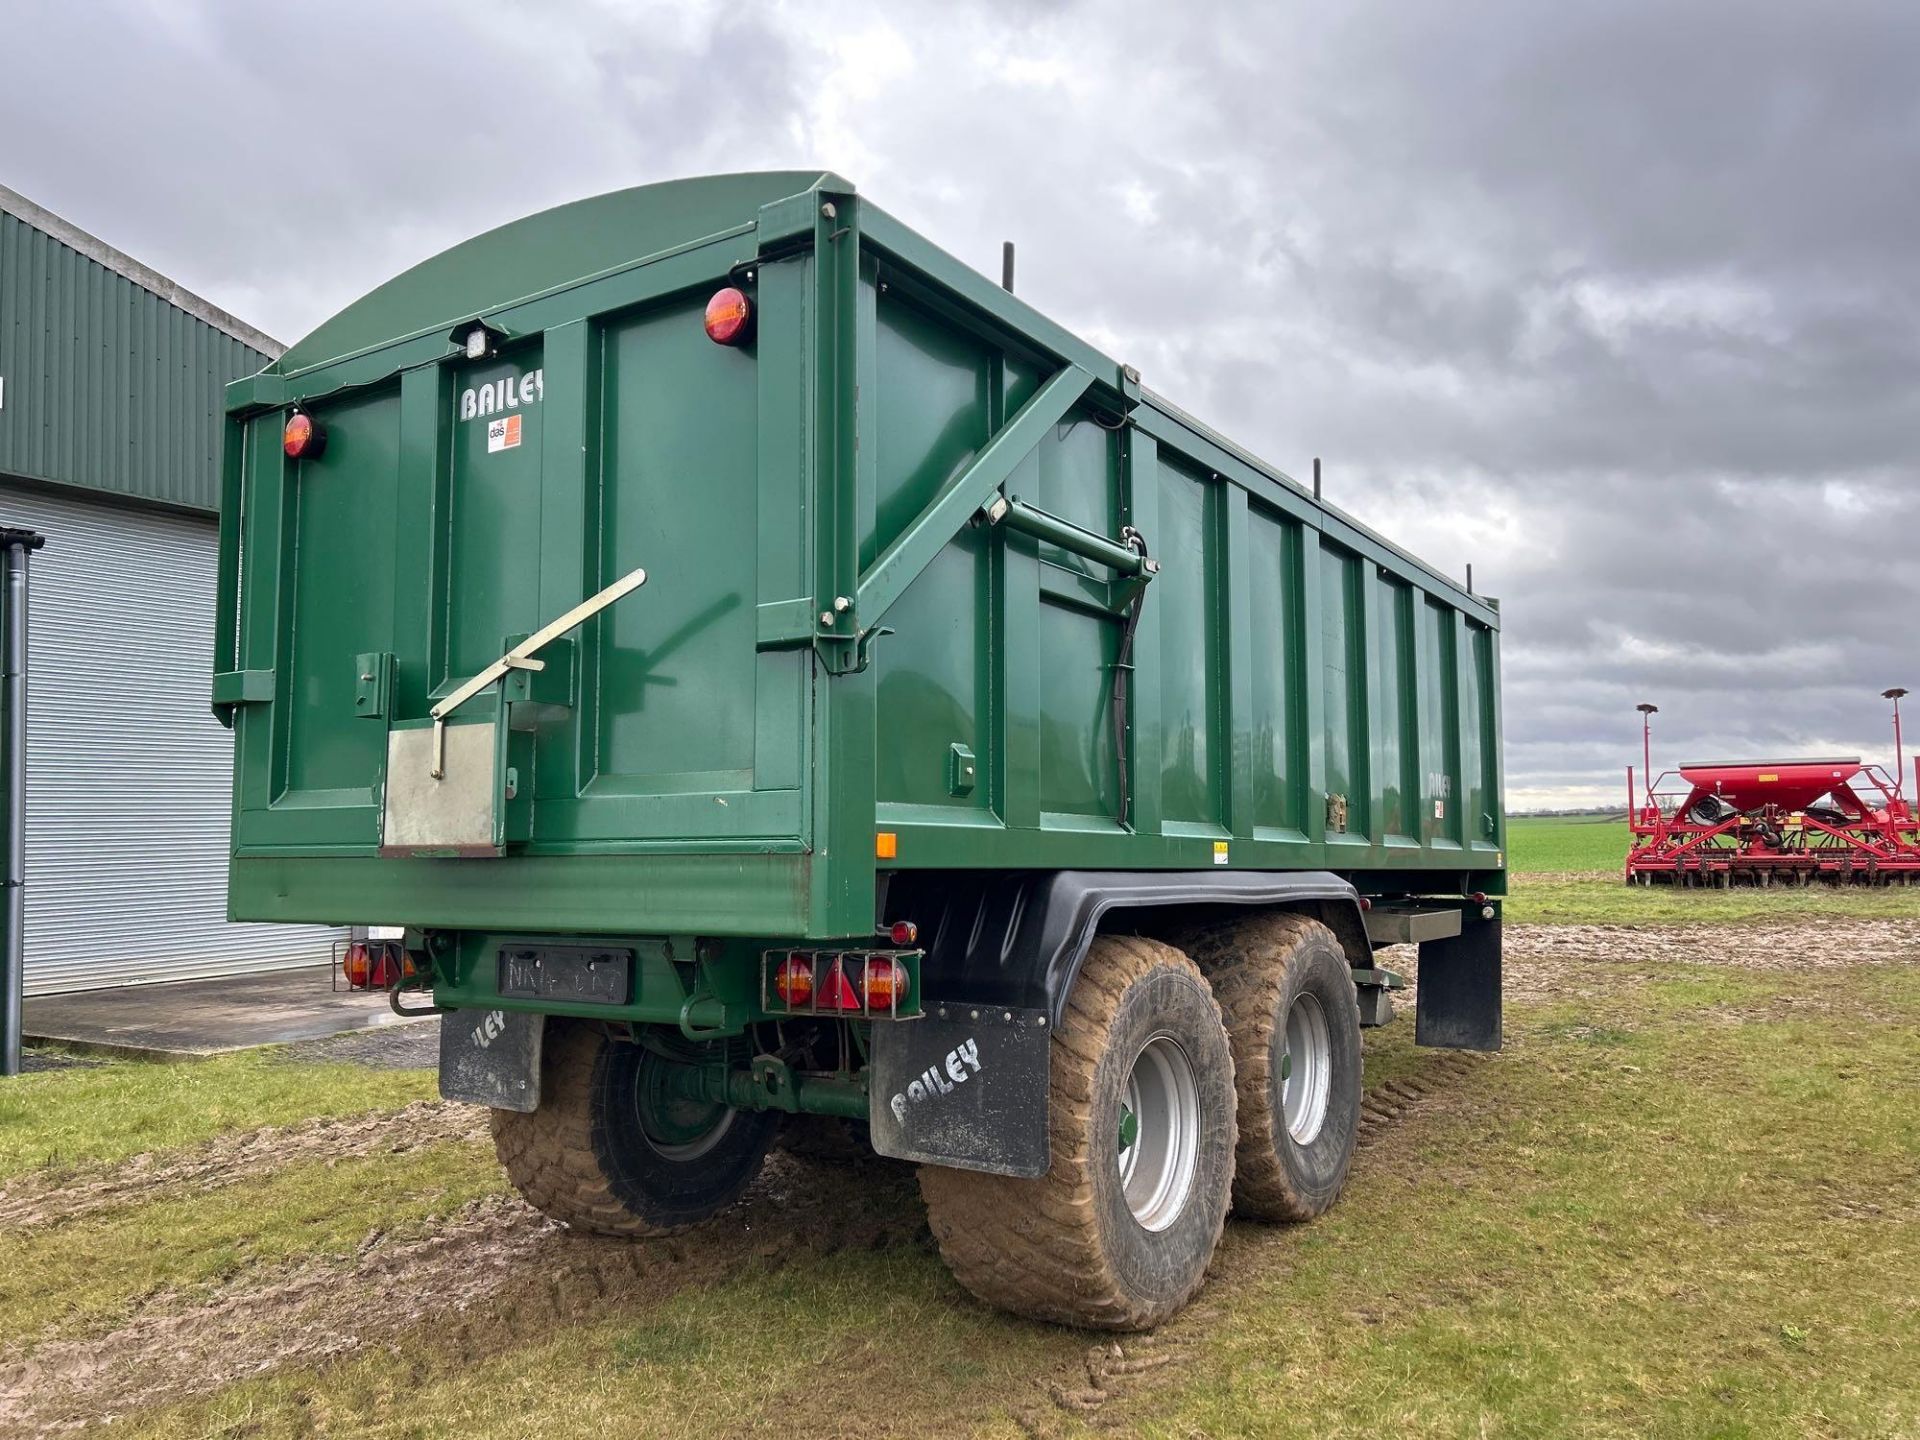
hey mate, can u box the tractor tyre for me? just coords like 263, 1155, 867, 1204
918, 935, 1236, 1331
1177, 913, 1363, 1222
491, 1021, 778, 1236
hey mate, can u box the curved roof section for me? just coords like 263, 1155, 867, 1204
273, 170, 843, 374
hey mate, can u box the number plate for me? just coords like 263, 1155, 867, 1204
497, 945, 632, 1005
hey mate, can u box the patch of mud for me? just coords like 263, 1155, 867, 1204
0, 1150, 925, 1436
1354, 1050, 1486, 1148
17, 1051, 96, 1074
1487, 916, 1920, 1014
276, 1022, 441, 1071
1013, 1048, 1493, 1434
1506, 916, 1920, 973
0, 1099, 488, 1232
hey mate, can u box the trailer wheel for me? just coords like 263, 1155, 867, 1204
918, 935, 1235, 1330
1180, 914, 1362, 1222
491, 1021, 778, 1236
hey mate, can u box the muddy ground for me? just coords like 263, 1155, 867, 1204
4, 915, 1916, 1436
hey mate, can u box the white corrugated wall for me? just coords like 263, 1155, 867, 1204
1, 481, 344, 993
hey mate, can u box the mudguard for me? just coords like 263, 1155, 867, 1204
882, 869, 1367, 1025
873, 869, 1368, 1174
438, 1008, 543, 1111
868, 1004, 1052, 1177
1416, 911, 1503, 1051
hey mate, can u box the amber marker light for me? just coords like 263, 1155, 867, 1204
704, 286, 754, 345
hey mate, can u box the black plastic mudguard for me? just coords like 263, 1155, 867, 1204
1416, 911, 1503, 1051
882, 869, 1366, 1026
868, 1004, 1052, 1177
438, 1008, 543, 1112
872, 869, 1366, 1174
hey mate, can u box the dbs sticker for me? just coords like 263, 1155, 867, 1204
487, 414, 522, 453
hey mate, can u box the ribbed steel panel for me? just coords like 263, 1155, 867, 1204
0, 482, 344, 994
0, 206, 273, 514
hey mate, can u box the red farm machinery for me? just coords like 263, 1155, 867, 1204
1625, 691, 1920, 887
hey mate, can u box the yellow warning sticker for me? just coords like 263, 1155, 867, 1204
1212, 840, 1230, 866
1758, 773, 1778, 782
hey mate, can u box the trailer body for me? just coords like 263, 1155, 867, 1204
214, 173, 1505, 1195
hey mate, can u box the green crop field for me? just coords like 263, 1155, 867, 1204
1506, 814, 1630, 874
1502, 815, 1920, 925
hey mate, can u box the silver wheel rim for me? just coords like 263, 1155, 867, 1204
641, 1101, 737, 1161
1116, 1034, 1200, 1232
1281, 991, 1332, 1145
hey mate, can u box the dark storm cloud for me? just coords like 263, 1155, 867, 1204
4, 0, 1913, 804
2, 1, 804, 335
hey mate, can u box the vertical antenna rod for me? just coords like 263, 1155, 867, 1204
1636, 703, 1659, 813
1886, 688, 1909, 800
1001, 241, 1015, 293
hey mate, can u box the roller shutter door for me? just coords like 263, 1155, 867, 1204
0, 481, 344, 994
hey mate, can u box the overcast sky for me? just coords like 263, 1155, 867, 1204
6, 0, 1915, 807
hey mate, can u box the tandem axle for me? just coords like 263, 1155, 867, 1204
430, 868, 1495, 1182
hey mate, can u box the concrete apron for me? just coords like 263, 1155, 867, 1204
23, 964, 432, 1062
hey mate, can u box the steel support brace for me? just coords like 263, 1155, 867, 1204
855, 363, 1094, 628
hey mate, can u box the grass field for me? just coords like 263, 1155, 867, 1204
0, 1051, 438, 1181
1505, 813, 1631, 873
1503, 815, 1920, 926
5, 919, 1917, 1438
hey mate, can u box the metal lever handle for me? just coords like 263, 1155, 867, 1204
426, 564, 648, 777
981, 495, 1160, 579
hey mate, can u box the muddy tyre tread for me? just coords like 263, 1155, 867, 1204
1179, 912, 1359, 1222
490, 1022, 685, 1238
919, 935, 1234, 1331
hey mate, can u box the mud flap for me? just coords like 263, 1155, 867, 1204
438, 1008, 544, 1111
1416, 914, 1503, 1051
868, 1006, 1051, 1178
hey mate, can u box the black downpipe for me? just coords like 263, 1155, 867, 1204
1112, 526, 1150, 830
0, 526, 44, 1078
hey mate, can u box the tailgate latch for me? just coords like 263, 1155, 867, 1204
424, 565, 649, 778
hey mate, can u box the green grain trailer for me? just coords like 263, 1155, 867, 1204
214, 171, 1505, 1329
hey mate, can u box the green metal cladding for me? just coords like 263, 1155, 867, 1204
216, 171, 1505, 943
0, 190, 278, 513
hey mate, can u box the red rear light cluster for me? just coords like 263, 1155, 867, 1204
704, 287, 754, 346
283, 411, 325, 460
772, 954, 814, 1007
860, 956, 908, 1010
340, 939, 409, 991
766, 950, 915, 1016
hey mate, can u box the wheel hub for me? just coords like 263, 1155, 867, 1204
1116, 1034, 1200, 1232
635, 1052, 736, 1161
1280, 990, 1333, 1145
